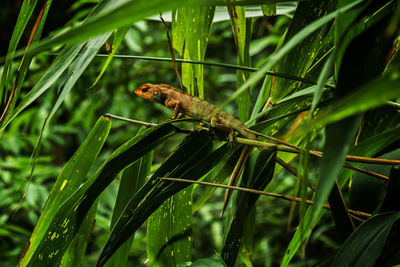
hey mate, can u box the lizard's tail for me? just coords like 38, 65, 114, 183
238, 129, 257, 141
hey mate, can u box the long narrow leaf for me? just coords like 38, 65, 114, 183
0, 0, 38, 102
98, 136, 230, 266
332, 212, 400, 267
105, 130, 154, 267
0, 44, 84, 132
219, 0, 366, 109
26, 124, 177, 266
19, 116, 111, 266
16, 0, 191, 58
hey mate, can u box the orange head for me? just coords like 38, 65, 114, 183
135, 83, 158, 100
135, 83, 168, 104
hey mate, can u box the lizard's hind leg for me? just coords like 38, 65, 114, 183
227, 129, 237, 147
210, 116, 237, 146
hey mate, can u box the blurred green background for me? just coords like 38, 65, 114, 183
0, 1, 345, 266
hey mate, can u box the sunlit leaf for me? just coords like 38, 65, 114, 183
0, 0, 38, 102
17, 0, 192, 58
220, 0, 365, 109
18, 116, 111, 267
172, 5, 215, 98
26, 124, 177, 266
98, 133, 229, 265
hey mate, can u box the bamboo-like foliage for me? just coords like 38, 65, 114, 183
1, 0, 400, 266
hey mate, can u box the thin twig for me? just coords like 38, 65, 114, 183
159, 177, 371, 218
105, 114, 392, 181
104, 113, 158, 127
342, 155, 400, 165
343, 163, 389, 180
276, 156, 316, 190
47, 53, 335, 89
237, 138, 389, 180
160, 14, 183, 89
247, 131, 400, 166
236, 137, 398, 167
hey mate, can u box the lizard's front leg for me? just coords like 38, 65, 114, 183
171, 102, 181, 120
165, 100, 184, 120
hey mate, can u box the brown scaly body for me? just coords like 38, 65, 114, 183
135, 83, 257, 141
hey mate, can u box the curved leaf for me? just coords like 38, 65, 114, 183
98, 134, 231, 266
17, 0, 192, 58
105, 128, 154, 267
19, 116, 111, 266
26, 123, 177, 266
221, 150, 276, 266
332, 212, 400, 267
220, 0, 365, 109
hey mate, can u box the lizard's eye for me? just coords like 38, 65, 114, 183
153, 91, 158, 95
141, 88, 148, 92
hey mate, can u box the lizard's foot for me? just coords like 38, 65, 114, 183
193, 123, 210, 133
227, 130, 237, 148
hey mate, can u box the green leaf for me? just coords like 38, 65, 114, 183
92, 27, 130, 86
327, 182, 354, 241
105, 128, 154, 267
291, 72, 400, 139
338, 126, 400, 187
280, 208, 326, 267
228, 4, 247, 68
2, 0, 144, 133
349, 149, 400, 214
309, 115, 361, 230
27, 123, 177, 266
227, 4, 252, 121
28, 34, 110, 181
192, 146, 242, 213
98, 134, 230, 266
332, 212, 400, 267
220, 0, 365, 109
147, 188, 192, 266
198, 0, 300, 6
2, 0, 53, 128
146, 134, 214, 267
262, 4, 276, 16
0, 44, 84, 132
249, 85, 330, 134
18, 116, 111, 267
17, 0, 192, 58
173, 5, 215, 97
60, 198, 99, 267
269, 0, 335, 103
221, 150, 276, 266
0, 0, 38, 102
308, 5, 396, 254
190, 258, 226, 266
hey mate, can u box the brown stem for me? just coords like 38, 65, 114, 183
276, 157, 316, 190
159, 177, 371, 218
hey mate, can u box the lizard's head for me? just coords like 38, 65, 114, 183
135, 83, 167, 104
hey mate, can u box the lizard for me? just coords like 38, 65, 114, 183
134, 83, 261, 216
134, 83, 258, 142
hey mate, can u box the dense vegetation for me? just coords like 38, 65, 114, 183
1, 0, 400, 266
